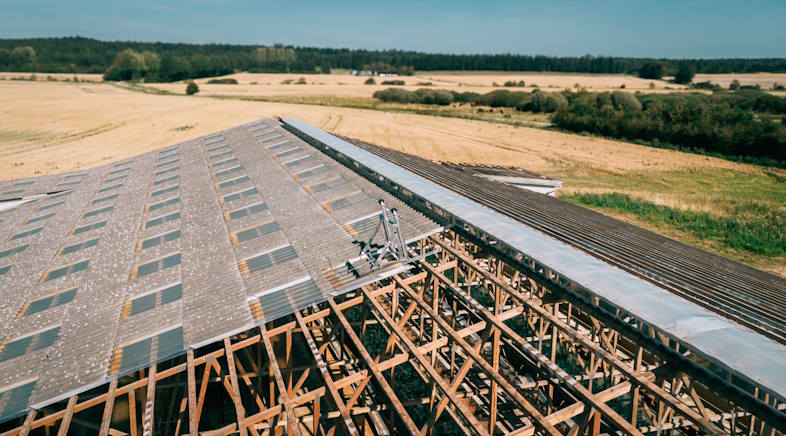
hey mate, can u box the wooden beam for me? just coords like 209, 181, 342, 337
259, 324, 302, 436
395, 274, 562, 436
360, 286, 491, 436
56, 396, 77, 436
142, 365, 156, 436
129, 385, 138, 436
98, 379, 118, 436
416, 263, 641, 435
224, 337, 249, 436
18, 410, 35, 436
328, 298, 421, 435
294, 311, 359, 435
422, 325, 494, 433
187, 349, 198, 436
431, 236, 724, 435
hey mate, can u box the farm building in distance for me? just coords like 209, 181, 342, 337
0, 118, 784, 435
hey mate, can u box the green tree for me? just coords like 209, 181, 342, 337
158, 54, 192, 82
186, 81, 199, 95
11, 46, 36, 70
103, 49, 143, 81
0, 48, 11, 67
729, 79, 741, 90
674, 63, 695, 84
140, 51, 160, 81
638, 62, 663, 80
364, 77, 376, 85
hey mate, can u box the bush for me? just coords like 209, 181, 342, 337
477, 90, 528, 108
773, 83, 785, 91
692, 81, 720, 91
372, 87, 453, 105
185, 81, 199, 95
381, 79, 405, 85
414, 88, 453, 105
730, 80, 741, 90
295, 77, 307, 84
364, 77, 376, 85
206, 78, 238, 84
526, 90, 567, 113
451, 91, 481, 104
610, 91, 642, 111
503, 80, 526, 87
373, 87, 415, 103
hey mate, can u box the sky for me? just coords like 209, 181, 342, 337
1, 0, 785, 58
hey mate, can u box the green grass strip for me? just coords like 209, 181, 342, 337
561, 192, 785, 257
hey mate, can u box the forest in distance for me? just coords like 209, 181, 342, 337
2, 36, 786, 82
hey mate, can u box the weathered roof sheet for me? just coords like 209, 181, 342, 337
0, 119, 440, 421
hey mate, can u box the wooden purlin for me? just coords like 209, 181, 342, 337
224, 338, 248, 436
1, 232, 778, 435
326, 298, 422, 434
411, 261, 642, 435
258, 324, 302, 436
390, 275, 562, 435
294, 311, 359, 435
359, 286, 492, 435
429, 234, 726, 435
98, 379, 118, 436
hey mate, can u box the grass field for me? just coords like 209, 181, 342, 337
0, 76, 783, 275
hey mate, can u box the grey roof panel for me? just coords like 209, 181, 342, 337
0, 118, 440, 423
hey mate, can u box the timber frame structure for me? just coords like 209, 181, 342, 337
1, 230, 782, 435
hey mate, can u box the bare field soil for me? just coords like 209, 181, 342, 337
1, 79, 783, 274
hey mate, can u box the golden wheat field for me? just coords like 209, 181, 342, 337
144, 71, 688, 98
694, 73, 786, 90
1, 78, 783, 274
0, 78, 750, 179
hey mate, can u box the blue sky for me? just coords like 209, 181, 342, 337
1, 0, 784, 57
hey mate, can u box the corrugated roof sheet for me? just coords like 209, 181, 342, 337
0, 119, 440, 422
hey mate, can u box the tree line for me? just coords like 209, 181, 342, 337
1, 37, 786, 82
552, 90, 786, 164
373, 86, 786, 165
373, 87, 569, 113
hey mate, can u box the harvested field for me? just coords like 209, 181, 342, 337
0, 78, 783, 273
0, 72, 103, 81
145, 71, 685, 98
0, 79, 741, 179
694, 73, 786, 90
